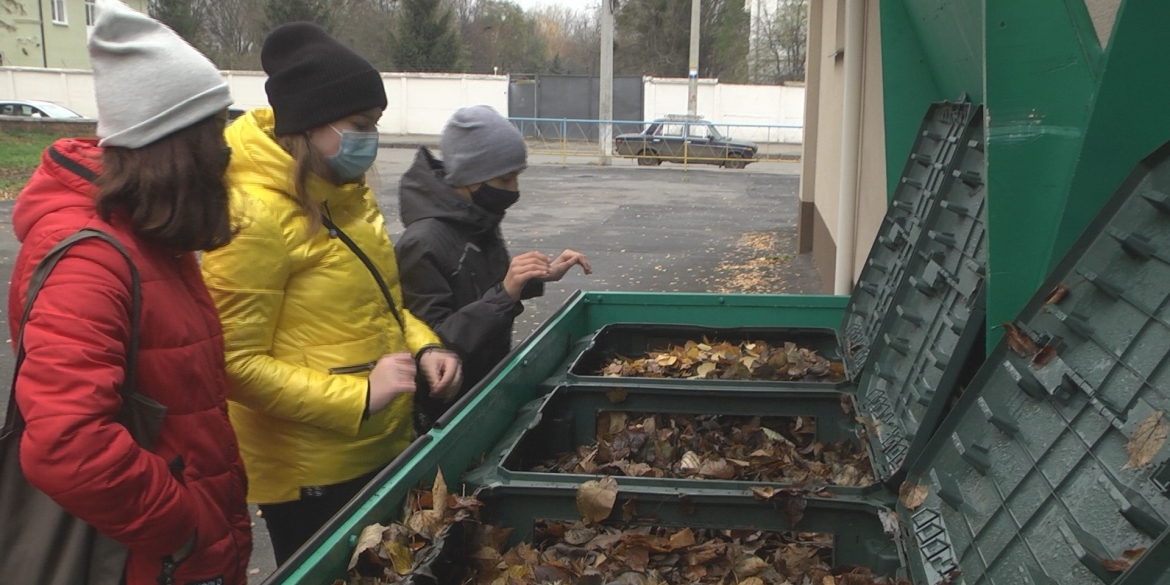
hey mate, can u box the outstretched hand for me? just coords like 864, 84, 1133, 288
544, 249, 592, 282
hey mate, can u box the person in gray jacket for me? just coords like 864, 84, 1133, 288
395, 105, 591, 428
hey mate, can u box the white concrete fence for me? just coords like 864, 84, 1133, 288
0, 67, 805, 143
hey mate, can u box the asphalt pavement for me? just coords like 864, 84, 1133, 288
0, 148, 819, 583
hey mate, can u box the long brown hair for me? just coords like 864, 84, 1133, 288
97, 114, 234, 252
275, 133, 332, 232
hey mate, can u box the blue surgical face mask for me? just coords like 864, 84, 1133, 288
326, 124, 379, 181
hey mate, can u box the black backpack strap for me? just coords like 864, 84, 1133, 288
3, 228, 142, 433
320, 214, 406, 331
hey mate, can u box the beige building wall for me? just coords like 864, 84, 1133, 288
801, 0, 886, 293
1, 0, 148, 69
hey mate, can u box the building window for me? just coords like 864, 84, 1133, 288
51, 0, 67, 24
86, 0, 96, 26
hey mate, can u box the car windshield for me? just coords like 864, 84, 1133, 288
705, 124, 725, 141
32, 103, 82, 118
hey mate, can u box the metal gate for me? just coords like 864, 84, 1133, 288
507, 74, 644, 140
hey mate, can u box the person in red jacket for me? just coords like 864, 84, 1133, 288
4, 1, 252, 583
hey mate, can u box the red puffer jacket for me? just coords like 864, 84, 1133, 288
7, 138, 252, 585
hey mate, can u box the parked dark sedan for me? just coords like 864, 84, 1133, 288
614, 116, 758, 169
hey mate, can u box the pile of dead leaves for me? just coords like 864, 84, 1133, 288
477, 521, 908, 585
343, 470, 485, 584
599, 339, 846, 383
344, 472, 906, 585
530, 413, 874, 488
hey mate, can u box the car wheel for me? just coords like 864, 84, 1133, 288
724, 153, 748, 170
637, 150, 661, 166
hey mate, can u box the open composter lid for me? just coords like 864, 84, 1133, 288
840, 100, 977, 381
901, 140, 1170, 585
853, 106, 988, 486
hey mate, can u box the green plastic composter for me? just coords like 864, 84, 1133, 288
269, 144, 1170, 585
262, 99, 997, 585
465, 100, 989, 498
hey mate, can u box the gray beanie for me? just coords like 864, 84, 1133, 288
89, 0, 232, 148
440, 105, 527, 187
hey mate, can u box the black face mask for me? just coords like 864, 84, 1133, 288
471, 183, 520, 215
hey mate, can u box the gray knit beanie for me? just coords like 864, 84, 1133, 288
89, 0, 232, 148
440, 105, 527, 187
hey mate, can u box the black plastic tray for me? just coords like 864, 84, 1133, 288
566, 324, 845, 389
475, 483, 907, 580
464, 384, 882, 497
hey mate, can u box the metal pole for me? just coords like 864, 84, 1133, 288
599, 0, 615, 165
833, 0, 865, 295
687, 0, 700, 116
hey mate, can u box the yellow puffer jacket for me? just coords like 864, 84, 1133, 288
201, 109, 441, 504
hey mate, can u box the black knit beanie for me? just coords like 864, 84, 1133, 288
261, 22, 387, 135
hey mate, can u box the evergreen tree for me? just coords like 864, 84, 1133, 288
149, 0, 200, 46
264, 0, 332, 34
390, 0, 463, 72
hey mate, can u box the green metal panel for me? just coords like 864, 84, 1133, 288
1054, 0, 1170, 273
981, 0, 1100, 347
900, 0, 984, 101
580, 292, 848, 332
878, 0, 946, 199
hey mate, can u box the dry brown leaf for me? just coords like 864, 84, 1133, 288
565, 526, 598, 545
684, 564, 708, 581
606, 388, 628, 404
669, 528, 696, 550
1003, 322, 1040, 358
1102, 547, 1148, 572
406, 509, 442, 540
346, 523, 388, 571
577, 476, 619, 525
750, 486, 776, 500
733, 555, 770, 577
1101, 557, 1133, 572
899, 482, 929, 510
696, 362, 717, 378
680, 450, 702, 473
431, 469, 447, 517
1046, 284, 1070, 305
740, 578, 764, 585
1031, 344, 1059, 369
855, 416, 882, 437
624, 546, 650, 571
698, 457, 737, 480
1124, 412, 1168, 470
386, 540, 414, 575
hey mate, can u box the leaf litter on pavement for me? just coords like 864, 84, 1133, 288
343, 469, 908, 585
600, 338, 846, 383
529, 413, 874, 488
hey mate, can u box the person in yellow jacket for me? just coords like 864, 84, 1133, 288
200, 23, 462, 565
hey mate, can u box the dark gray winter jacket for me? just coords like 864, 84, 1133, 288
395, 148, 543, 400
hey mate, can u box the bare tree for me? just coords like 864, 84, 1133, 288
751, 0, 807, 83
531, 4, 600, 75
198, 0, 262, 69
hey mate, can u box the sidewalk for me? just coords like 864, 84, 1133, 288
379, 134, 804, 162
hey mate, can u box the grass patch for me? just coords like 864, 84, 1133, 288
0, 129, 59, 201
